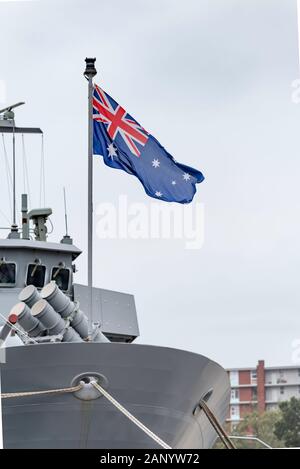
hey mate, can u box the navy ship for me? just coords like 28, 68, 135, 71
0, 60, 230, 449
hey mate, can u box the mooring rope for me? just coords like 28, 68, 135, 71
1, 383, 83, 399
0, 377, 233, 449
91, 381, 172, 449
198, 399, 236, 449
1, 379, 234, 450
0, 378, 171, 449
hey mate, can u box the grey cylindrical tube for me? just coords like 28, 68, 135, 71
41, 281, 73, 318
11, 302, 45, 337
18, 285, 42, 308
63, 327, 83, 343
31, 299, 65, 335
42, 281, 89, 339
70, 309, 89, 339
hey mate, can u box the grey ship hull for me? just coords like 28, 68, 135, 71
1, 342, 230, 449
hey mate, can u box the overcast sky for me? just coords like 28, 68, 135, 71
0, 0, 300, 368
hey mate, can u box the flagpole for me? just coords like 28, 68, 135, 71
84, 58, 97, 320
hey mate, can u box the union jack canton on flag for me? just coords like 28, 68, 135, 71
93, 84, 204, 203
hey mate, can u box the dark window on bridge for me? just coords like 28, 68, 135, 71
0, 262, 16, 286
51, 267, 70, 291
26, 264, 46, 288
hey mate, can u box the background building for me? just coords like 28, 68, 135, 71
227, 361, 300, 426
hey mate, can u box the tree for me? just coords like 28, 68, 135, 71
231, 410, 283, 449
213, 410, 284, 449
274, 397, 300, 448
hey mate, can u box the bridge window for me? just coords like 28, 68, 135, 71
26, 263, 46, 288
51, 267, 70, 291
0, 261, 16, 286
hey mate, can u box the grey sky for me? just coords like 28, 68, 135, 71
0, 0, 300, 368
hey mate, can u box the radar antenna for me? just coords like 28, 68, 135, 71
0, 102, 25, 120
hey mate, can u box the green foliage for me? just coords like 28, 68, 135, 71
215, 399, 300, 449
213, 410, 284, 449
231, 410, 283, 449
274, 397, 300, 448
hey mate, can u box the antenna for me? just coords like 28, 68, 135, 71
61, 187, 73, 245
63, 187, 69, 236
0, 102, 25, 117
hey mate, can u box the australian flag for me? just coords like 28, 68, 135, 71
93, 84, 204, 203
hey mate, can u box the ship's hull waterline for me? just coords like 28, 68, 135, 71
1, 342, 230, 448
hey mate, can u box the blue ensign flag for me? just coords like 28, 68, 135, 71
93, 84, 204, 203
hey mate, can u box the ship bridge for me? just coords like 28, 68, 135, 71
0, 237, 139, 343
0, 238, 81, 316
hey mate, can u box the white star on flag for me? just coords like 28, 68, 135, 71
107, 143, 118, 160
155, 191, 162, 197
171, 180, 176, 185
152, 159, 160, 168
183, 173, 191, 181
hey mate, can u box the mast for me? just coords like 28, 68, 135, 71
0, 103, 42, 237
63, 187, 69, 237
12, 125, 16, 227
84, 58, 97, 319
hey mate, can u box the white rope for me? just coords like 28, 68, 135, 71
1, 383, 83, 399
92, 381, 172, 449
0, 373, 171, 448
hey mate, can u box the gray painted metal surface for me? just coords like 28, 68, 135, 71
0, 239, 82, 260
74, 284, 139, 341
0, 126, 42, 134
1, 342, 230, 449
